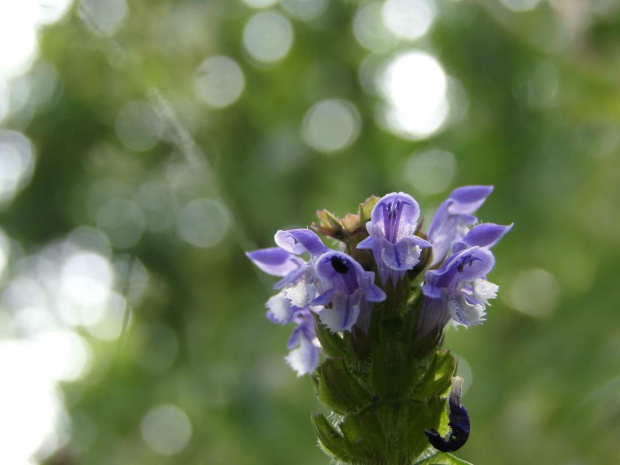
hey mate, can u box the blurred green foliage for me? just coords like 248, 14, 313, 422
1, 0, 620, 464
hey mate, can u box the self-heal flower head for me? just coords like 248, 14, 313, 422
313, 251, 386, 332
427, 185, 494, 267
419, 246, 497, 335
358, 192, 431, 285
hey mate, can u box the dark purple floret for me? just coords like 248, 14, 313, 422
424, 402, 470, 452
330, 255, 350, 274
424, 377, 470, 452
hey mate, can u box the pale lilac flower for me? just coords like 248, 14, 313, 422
357, 192, 431, 285
418, 246, 497, 335
262, 294, 320, 376
247, 229, 328, 375
427, 186, 494, 266
247, 228, 327, 290
313, 251, 386, 332
285, 308, 320, 376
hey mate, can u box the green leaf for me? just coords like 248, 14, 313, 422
311, 413, 357, 462
358, 196, 380, 222
413, 350, 456, 400
414, 450, 474, 465
340, 410, 387, 458
370, 342, 418, 399
314, 318, 347, 358
314, 358, 373, 415
399, 398, 445, 459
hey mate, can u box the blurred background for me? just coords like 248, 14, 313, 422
0, 0, 619, 464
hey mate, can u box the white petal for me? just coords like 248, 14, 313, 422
448, 293, 485, 326
285, 280, 315, 308
472, 279, 499, 306
266, 292, 294, 323
285, 338, 319, 376
318, 292, 360, 332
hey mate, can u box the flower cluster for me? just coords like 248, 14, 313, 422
247, 187, 511, 376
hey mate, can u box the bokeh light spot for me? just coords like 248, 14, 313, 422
177, 198, 230, 248
0, 79, 8, 122
515, 62, 559, 110
281, 0, 327, 21
500, 0, 540, 12
404, 149, 457, 195
243, 11, 294, 64
242, 0, 280, 8
194, 56, 245, 109
302, 99, 361, 153
97, 199, 145, 249
67, 226, 112, 259
0, 130, 36, 203
382, 0, 436, 41
353, 3, 397, 53
141, 404, 192, 456
60, 251, 113, 308
115, 101, 162, 152
32, 330, 93, 382
0, 341, 62, 464
86, 292, 126, 341
135, 181, 176, 233
34, 0, 74, 26
378, 51, 449, 140
0, 2, 38, 78
508, 268, 560, 318
78, 0, 128, 36
0, 227, 10, 277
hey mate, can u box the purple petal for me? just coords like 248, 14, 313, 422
356, 235, 376, 250
370, 192, 420, 225
427, 246, 496, 290
312, 289, 336, 306
275, 229, 328, 258
422, 284, 444, 299
287, 325, 303, 349
444, 247, 495, 285
319, 291, 360, 332
446, 186, 494, 215
381, 238, 423, 271
369, 192, 421, 243
455, 223, 513, 252
365, 284, 387, 302
247, 248, 304, 277
314, 251, 365, 294
274, 264, 307, 289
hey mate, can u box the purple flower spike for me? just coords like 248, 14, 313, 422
285, 308, 320, 376
358, 192, 431, 285
427, 186, 494, 266
419, 246, 498, 334
313, 251, 386, 332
